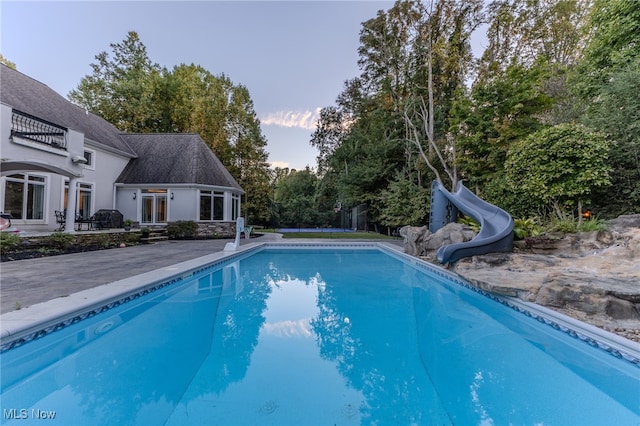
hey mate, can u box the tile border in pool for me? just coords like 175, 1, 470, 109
0, 243, 262, 351
1, 241, 639, 367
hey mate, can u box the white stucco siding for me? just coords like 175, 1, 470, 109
169, 188, 198, 221
81, 143, 130, 212
115, 188, 137, 223
1, 105, 86, 179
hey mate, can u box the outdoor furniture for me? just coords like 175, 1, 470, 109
54, 210, 65, 231
92, 209, 124, 229
75, 213, 94, 231
0, 213, 12, 231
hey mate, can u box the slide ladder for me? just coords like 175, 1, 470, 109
429, 180, 514, 263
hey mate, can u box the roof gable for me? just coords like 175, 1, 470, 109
0, 64, 136, 157
116, 134, 243, 191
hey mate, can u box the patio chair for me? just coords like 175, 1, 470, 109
54, 210, 66, 231
0, 213, 12, 231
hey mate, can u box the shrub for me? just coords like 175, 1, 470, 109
457, 216, 480, 232
167, 221, 198, 239
547, 216, 608, 234
513, 217, 544, 240
577, 217, 608, 232
0, 232, 21, 253
47, 232, 75, 249
94, 233, 111, 248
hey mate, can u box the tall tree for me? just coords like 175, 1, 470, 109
69, 31, 166, 132
225, 84, 272, 224
477, 0, 591, 82
575, 0, 640, 215
168, 64, 231, 162
312, 0, 484, 227
575, 0, 639, 98
310, 106, 350, 176
70, 32, 273, 223
0, 53, 16, 69
402, 0, 483, 190
272, 167, 319, 228
456, 60, 553, 193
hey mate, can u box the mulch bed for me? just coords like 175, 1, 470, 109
1, 245, 120, 262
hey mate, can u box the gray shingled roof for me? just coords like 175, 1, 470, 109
0, 64, 136, 157
117, 134, 243, 191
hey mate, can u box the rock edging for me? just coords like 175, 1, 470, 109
402, 215, 640, 342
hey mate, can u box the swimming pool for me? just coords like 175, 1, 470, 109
1, 244, 639, 425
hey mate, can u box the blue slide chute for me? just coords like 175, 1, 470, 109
429, 180, 514, 264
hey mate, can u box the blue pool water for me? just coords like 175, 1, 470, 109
1, 247, 639, 425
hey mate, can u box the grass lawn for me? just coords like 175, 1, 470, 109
261, 230, 396, 240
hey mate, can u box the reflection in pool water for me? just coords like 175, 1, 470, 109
1, 248, 638, 425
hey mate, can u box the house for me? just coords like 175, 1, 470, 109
0, 64, 243, 235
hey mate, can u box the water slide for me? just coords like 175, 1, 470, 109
429, 180, 514, 264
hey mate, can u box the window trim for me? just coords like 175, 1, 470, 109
2, 173, 48, 222
83, 148, 96, 170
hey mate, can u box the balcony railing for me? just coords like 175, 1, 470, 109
11, 109, 68, 150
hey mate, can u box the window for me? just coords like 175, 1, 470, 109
232, 193, 240, 220
64, 181, 94, 219
83, 149, 95, 169
3, 174, 46, 220
199, 190, 224, 221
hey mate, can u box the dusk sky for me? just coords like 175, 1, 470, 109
1, 0, 398, 170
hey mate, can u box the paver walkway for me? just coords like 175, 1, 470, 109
0, 235, 278, 314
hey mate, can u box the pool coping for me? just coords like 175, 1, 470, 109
1, 241, 639, 366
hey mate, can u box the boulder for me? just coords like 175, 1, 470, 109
399, 225, 428, 256
608, 214, 640, 231
421, 222, 476, 259
453, 225, 640, 334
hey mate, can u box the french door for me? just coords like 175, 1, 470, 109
141, 190, 167, 224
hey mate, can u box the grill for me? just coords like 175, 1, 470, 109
92, 209, 124, 229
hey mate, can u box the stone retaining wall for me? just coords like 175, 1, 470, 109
195, 221, 235, 238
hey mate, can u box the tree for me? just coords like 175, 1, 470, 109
225, 84, 272, 224
315, 0, 484, 230
477, 0, 591, 82
168, 64, 232, 160
272, 168, 319, 228
505, 123, 610, 220
70, 32, 273, 223
573, 0, 640, 216
583, 57, 640, 216
378, 172, 430, 227
457, 60, 553, 193
69, 31, 166, 132
575, 0, 640, 98
0, 53, 16, 69
310, 106, 350, 176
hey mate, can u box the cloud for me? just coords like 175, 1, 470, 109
261, 319, 313, 338
269, 161, 290, 169
261, 108, 321, 130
